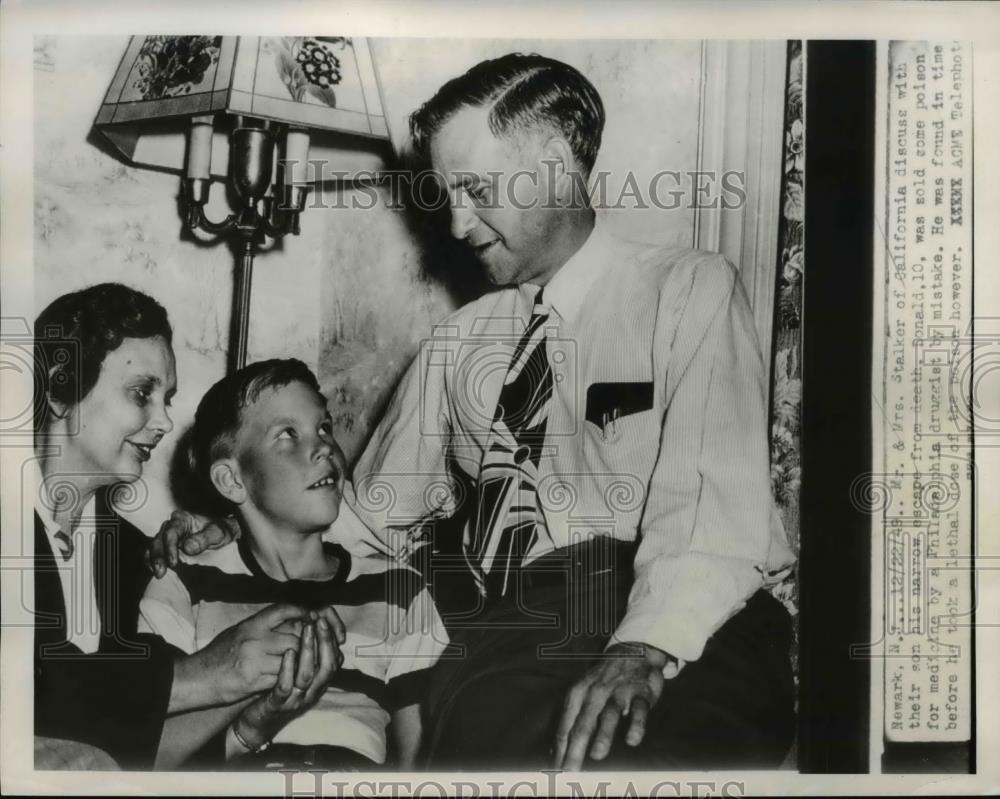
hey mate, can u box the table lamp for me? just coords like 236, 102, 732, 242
93, 35, 391, 372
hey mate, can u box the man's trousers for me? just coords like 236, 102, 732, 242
424, 537, 796, 770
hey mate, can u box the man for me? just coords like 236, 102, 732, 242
152, 52, 796, 770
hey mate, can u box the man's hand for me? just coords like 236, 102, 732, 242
232, 617, 340, 749
552, 642, 678, 771
177, 604, 312, 707
146, 509, 240, 578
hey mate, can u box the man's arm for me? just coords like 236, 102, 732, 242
611, 254, 779, 662
555, 255, 790, 769
351, 326, 464, 556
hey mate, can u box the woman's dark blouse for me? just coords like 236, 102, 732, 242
34, 487, 178, 768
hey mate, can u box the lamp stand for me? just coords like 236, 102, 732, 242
182, 117, 309, 373
229, 241, 255, 374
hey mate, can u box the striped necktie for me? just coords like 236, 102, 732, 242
467, 289, 552, 600
53, 530, 74, 561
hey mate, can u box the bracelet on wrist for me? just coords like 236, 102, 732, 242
231, 721, 270, 754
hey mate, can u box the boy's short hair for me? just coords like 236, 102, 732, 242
185, 358, 323, 517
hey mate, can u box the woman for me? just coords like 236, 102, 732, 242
32, 283, 339, 769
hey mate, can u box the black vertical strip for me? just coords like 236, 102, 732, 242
798, 40, 875, 773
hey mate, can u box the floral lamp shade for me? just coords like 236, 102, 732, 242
93, 36, 391, 182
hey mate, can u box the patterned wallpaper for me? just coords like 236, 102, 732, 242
769, 40, 805, 668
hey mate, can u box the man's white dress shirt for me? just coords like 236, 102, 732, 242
348, 223, 796, 663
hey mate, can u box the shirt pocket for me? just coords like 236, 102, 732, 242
584, 381, 654, 430
580, 382, 660, 498
572, 406, 657, 529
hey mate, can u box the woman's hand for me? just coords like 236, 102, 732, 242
232, 617, 340, 750
146, 509, 240, 578
172, 604, 313, 711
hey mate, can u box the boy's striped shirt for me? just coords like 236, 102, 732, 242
139, 535, 447, 764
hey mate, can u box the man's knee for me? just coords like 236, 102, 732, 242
593, 594, 796, 770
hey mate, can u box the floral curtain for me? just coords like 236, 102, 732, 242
769, 40, 804, 668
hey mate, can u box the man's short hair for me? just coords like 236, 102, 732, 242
410, 52, 605, 174
186, 358, 323, 516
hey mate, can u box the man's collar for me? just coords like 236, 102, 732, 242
524, 219, 614, 323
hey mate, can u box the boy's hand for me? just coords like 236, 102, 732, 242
146, 510, 240, 577
313, 605, 347, 649
273, 607, 347, 650
234, 618, 340, 747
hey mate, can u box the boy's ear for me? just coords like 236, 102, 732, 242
209, 459, 247, 505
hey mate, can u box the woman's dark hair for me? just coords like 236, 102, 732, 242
185, 358, 323, 517
34, 283, 173, 432
409, 52, 605, 175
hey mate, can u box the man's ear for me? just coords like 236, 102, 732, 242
209, 459, 247, 506
540, 136, 585, 207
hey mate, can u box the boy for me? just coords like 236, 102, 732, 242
139, 359, 447, 769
